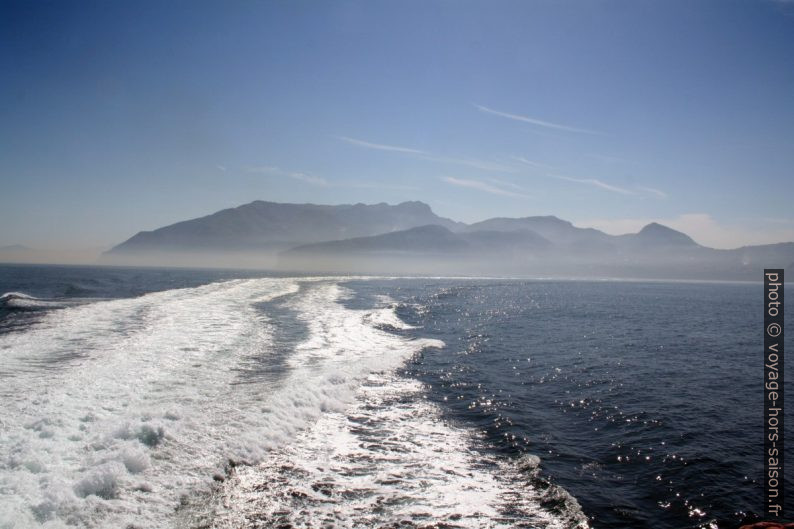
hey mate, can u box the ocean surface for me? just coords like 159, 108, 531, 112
0, 264, 790, 529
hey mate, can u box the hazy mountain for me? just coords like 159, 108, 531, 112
460, 229, 553, 252
279, 218, 792, 279
107, 200, 463, 255
285, 219, 700, 261
468, 216, 608, 243
619, 222, 699, 248
103, 199, 794, 279
286, 225, 469, 255
725, 242, 794, 271
286, 225, 551, 256
281, 225, 554, 275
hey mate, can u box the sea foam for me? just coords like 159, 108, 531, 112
0, 278, 586, 529
0, 278, 442, 528
0, 279, 299, 527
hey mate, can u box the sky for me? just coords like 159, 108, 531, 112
1, 0, 794, 258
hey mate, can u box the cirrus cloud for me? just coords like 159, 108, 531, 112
441, 176, 530, 198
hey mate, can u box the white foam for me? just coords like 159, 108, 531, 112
180, 284, 588, 528
185, 373, 589, 528
251, 283, 442, 450
0, 292, 35, 301
0, 292, 68, 311
362, 298, 417, 330
0, 279, 302, 527
0, 278, 586, 529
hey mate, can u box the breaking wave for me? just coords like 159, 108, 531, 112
0, 292, 69, 312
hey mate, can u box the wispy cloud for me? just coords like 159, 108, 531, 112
474, 104, 602, 135
425, 155, 514, 172
338, 135, 513, 173
337, 136, 426, 154
511, 156, 556, 171
637, 186, 668, 199
246, 166, 328, 186
216, 164, 227, 172
288, 172, 328, 186
246, 165, 422, 190
512, 158, 665, 198
345, 181, 421, 191
441, 176, 530, 198
589, 153, 629, 164
551, 174, 635, 195
487, 177, 527, 192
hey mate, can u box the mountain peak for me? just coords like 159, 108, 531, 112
636, 223, 697, 246
396, 200, 433, 213
520, 215, 570, 224
639, 222, 666, 231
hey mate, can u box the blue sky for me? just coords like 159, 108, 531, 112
1, 0, 793, 255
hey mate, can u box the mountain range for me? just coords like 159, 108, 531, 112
103, 200, 794, 279
109, 200, 461, 252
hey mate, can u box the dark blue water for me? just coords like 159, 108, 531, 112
1, 265, 790, 528
357, 278, 792, 529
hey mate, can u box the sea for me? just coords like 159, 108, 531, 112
0, 263, 790, 529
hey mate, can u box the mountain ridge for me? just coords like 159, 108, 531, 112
108, 200, 464, 254
101, 200, 793, 279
